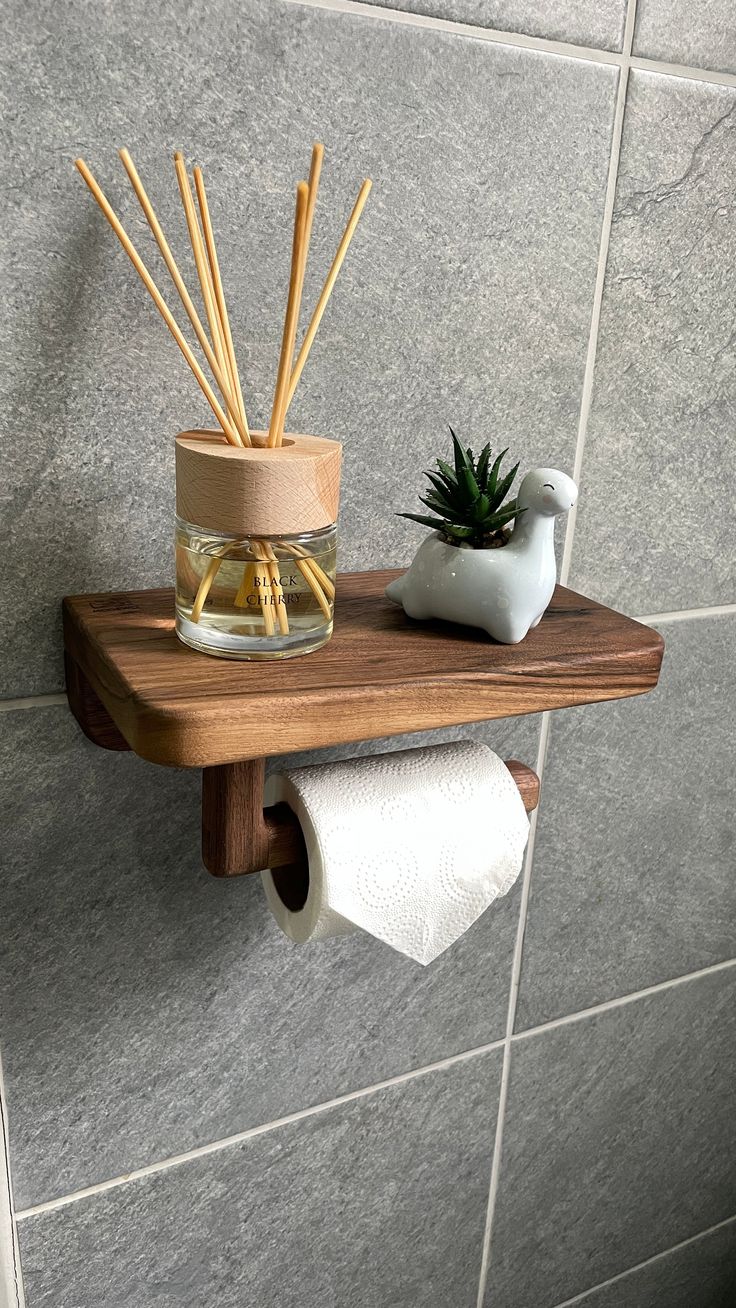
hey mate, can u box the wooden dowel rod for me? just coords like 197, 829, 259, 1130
193, 166, 250, 437
287, 142, 323, 388
282, 542, 336, 600
117, 148, 250, 449
75, 158, 241, 446
173, 154, 246, 446
252, 544, 276, 636
285, 178, 372, 414
296, 558, 331, 620
261, 543, 290, 636
191, 557, 221, 623
268, 181, 309, 447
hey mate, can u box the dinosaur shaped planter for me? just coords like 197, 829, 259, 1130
387, 466, 578, 644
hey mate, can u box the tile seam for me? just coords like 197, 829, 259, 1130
475, 711, 553, 1307
283, 0, 624, 64
0, 696, 67, 713
559, 49, 634, 583
512, 956, 736, 1042
477, 3, 638, 1298
284, 0, 736, 87
550, 1212, 736, 1307
630, 56, 736, 87
636, 602, 736, 624
14, 1036, 506, 1220
11, 956, 735, 1224
0, 1053, 23, 1308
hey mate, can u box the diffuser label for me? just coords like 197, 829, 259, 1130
247, 573, 302, 606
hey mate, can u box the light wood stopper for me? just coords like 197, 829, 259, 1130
175, 430, 342, 537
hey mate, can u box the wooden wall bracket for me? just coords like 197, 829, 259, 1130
62, 570, 663, 880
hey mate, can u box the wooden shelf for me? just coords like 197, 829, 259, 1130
63, 570, 664, 770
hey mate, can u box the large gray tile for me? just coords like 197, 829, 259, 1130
569, 71, 736, 614
484, 967, 736, 1308
0, 0, 617, 695
561, 1217, 736, 1308
18, 1051, 501, 1307
0, 705, 535, 1208
634, 0, 736, 76
515, 614, 735, 1031
363, 1, 626, 51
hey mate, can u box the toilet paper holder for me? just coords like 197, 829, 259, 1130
201, 756, 540, 878
61, 569, 663, 880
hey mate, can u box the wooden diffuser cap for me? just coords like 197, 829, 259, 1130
175, 431, 342, 537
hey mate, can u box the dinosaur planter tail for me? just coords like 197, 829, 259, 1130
386, 468, 578, 644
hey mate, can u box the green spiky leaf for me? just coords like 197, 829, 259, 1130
400, 430, 523, 548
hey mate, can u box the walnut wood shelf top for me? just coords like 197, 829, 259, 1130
62, 570, 664, 768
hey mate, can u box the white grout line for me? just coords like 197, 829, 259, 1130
630, 56, 736, 88
559, 2, 637, 587
13, 953, 735, 1225
475, 710, 553, 1307
551, 1212, 736, 1307
0, 1055, 24, 1308
477, 8, 640, 1299
284, 0, 623, 65
636, 602, 736, 625
14, 1036, 506, 1221
513, 957, 736, 1043
284, 0, 736, 87
0, 695, 66, 713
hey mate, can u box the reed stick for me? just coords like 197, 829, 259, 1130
296, 558, 332, 620
286, 178, 372, 414
252, 544, 276, 636
280, 542, 335, 600
268, 181, 309, 447
174, 155, 227, 363
234, 562, 255, 609
191, 556, 221, 622
262, 544, 289, 636
75, 158, 242, 447
288, 143, 323, 373
193, 167, 249, 435
173, 154, 247, 445
118, 149, 250, 449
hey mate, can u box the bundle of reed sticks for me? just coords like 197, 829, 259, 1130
75, 144, 371, 635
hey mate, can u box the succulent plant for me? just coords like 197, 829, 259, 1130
399, 427, 524, 548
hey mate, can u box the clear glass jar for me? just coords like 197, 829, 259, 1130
175, 517, 337, 660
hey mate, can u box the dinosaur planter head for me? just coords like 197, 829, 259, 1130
386, 433, 577, 644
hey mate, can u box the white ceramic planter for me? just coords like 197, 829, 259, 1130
386, 467, 578, 644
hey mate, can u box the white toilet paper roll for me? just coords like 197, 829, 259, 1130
262, 740, 530, 965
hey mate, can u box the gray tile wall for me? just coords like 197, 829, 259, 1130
634, 0, 736, 75
1, 2, 734, 1306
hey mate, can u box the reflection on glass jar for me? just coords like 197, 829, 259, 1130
175, 517, 337, 660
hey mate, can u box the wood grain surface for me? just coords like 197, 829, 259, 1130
62, 570, 664, 769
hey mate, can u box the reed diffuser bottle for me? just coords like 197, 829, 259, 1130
75, 138, 371, 660
175, 430, 340, 659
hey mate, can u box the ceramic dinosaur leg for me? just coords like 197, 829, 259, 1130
485, 616, 530, 644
